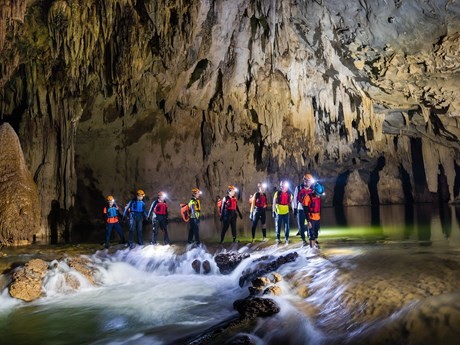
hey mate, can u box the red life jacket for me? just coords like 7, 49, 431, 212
309, 196, 321, 213
225, 196, 237, 210
297, 186, 311, 203
277, 191, 291, 205
254, 192, 267, 208
154, 201, 168, 215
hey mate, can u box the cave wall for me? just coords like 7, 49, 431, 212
1, 0, 459, 240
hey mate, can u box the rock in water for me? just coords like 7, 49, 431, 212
215, 252, 250, 274
202, 260, 211, 274
192, 259, 201, 273
0, 123, 40, 246
9, 259, 48, 301
233, 297, 280, 319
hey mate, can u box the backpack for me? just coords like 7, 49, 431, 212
216, 197, 222, 216
180, 203, 190, 222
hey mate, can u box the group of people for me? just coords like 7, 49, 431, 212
102, 173, 323, 249
248, 173, 323, 248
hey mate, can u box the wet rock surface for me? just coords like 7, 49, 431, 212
215, 252, 250, 274
9, 259, 48, 301
239, 252, 298, 287
8, 255, 96, 301
233, 297, 280, 319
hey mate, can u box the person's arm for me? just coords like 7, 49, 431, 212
292, 186, 298, 214
250, 193, 256, 214
272, 193, 277, 217
220, 197, 226, 220
122, 201, 131, 220
147, 200, 157, 220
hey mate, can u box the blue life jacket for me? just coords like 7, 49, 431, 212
107, 206, 118, 218
131, 200, 145, 213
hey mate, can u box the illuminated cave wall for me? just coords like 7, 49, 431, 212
1, 0, 459, 239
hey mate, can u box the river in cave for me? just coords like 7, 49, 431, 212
1, 204, 460, 345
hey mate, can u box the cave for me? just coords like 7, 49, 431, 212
1, 1, 460, 344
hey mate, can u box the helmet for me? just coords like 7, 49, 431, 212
313, 182, 324, 195
137, 189, 145, 197
192, 188, 200, 195
303, 173, 313, 181
106, 195, 114, 202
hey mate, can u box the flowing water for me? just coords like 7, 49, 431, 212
1, 204, 460, 345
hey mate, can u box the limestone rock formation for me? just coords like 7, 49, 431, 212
0, 1, 459, 239
66, 257, 95, 285
8, 255, 96, 301
0, 123, 40, 246
9, 258, 48, 301
343, 170, 371, 206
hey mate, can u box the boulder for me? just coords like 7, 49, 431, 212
215, 252, 250, 274
202, 260, 211, 274
263, 285, 282, 296
270, 273, 282, 283
251, 277, 270, 288
0, 123, 40, 246
9, 258, 48, 301
192, 259, 201, 273
233, 297, 280, 319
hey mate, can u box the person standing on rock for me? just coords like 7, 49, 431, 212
249, 182, 268, 242
293, 173, 314, 246
147, 191, 170, 245
220, 185, 243, 243
123, 189, 148, 249
273, 181, 293, 244
188, 188, 202, 245
103, 195, 126, 248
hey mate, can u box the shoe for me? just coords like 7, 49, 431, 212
275, 239, 280, 244
302, 240, 307, 247
285, 240, 289, 245
262, 237, 268, 242
315, 241, 320, 249
233, 238, 239, 243
129, 244, 134, 249
295, 231, 300, 236
104, 243, 109, 249
251, 238, 255, 243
